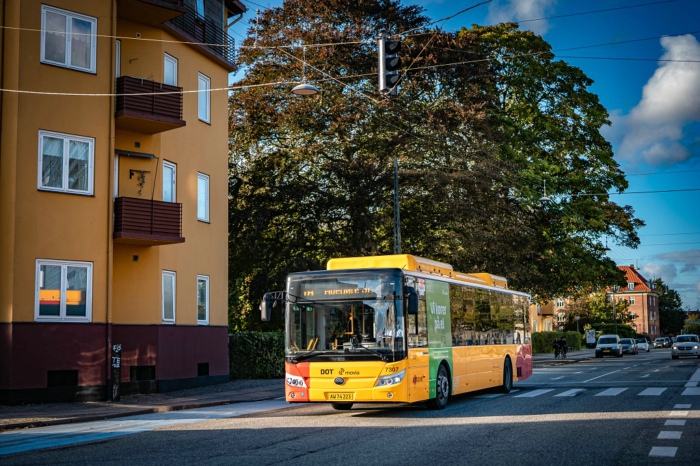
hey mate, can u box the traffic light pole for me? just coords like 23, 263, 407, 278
394, 157, 401, 254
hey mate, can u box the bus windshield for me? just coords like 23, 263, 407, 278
286, 271, 405, 361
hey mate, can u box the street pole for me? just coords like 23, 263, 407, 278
612, 286, 618, 335
393, 157, 401, 254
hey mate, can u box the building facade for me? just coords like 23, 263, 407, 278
0, 0, 245, 402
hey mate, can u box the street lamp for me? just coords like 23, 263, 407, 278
611, 285, 620, 334
291, 47, 320, 96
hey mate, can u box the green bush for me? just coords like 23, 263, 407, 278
532, 331, 582, 353
229, 331, 284, 379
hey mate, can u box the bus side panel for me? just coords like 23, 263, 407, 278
407, 348, 430, 402
451, 346, 481, 395
515, 344, 532, 381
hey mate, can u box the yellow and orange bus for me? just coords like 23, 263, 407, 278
261, 254, 532, 409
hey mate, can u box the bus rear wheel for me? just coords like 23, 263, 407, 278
331, 403, 353, 410
500, 357, 513, 393
427, 363, 450, 410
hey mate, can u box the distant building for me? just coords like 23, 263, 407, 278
609, 265, 660, 339
0, 0, 246, 402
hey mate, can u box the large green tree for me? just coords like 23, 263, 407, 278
228, 0, 642, 331
652, 278, 685, 336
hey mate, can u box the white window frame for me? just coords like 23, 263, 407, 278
197, 275, 210, 325
163, 160, 176, 202
556, 299, 565, 308
630, 297, 635, 305
164, 53, 178, 86
197, 172, 210, 222
35, 259, 93, 322
198, 72, 211, 123
162, 270, 176, 324
628, 282, 635, 291
40, 5, 97, 73
38, 130, 95, 195
115, 39, 121, 78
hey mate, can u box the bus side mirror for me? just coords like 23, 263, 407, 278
260, 293, 274, 322
405, 286, 418, 315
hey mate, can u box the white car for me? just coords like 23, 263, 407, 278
595, 334, 623, 358
671, 334, 700, 359
635, 337, 650, 352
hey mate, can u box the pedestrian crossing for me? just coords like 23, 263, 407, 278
506, 386, 700, 398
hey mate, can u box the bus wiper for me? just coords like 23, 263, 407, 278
288, 350, 325, 363
349, 344, 389, 361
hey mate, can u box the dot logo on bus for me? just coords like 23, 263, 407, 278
334, 377, 345, 385
320, 369, 334, 375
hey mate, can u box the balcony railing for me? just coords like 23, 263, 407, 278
115, 76, 186, 134
114, 197, 185, 246
117, 0, 185, 27
164, 3, 236, 71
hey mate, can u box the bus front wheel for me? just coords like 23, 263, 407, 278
500, 357, 513, 393
428, 363, 450, 410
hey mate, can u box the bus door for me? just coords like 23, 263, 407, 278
406, 301, 429, 402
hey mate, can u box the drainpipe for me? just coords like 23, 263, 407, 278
106, 0, 117, 400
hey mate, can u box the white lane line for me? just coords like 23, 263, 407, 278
583, 370, 622, 383
658, 431, 682, 440
639, 388, 667, 396
514, 389, 554, 398
640, 374, 650, 378
555, 389, 585, 397
665, 420, 686, 426
682, 387, 700, 395
649, 446, 677, 457
689, 367, 700, 382
674, 404, 691, 409
595, 388, 628, 397
551, 376, 565, 380
668, 411, 689, 417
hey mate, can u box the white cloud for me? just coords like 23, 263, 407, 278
641, 262, 677, 283
613, 34, 700, 166
487, 0, 558, 36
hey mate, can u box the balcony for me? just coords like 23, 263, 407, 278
163, 3, 237, 71
115, 76, 186, 134
114, 197, 185, 246
117, 0, 185, 27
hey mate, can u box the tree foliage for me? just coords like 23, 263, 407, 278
652, 278, 685, 336
228, 0, 643, 331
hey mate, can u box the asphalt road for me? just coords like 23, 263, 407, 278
3, 348, 699, 466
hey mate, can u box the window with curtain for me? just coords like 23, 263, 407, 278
36, 259, 92, 321
198, 73, 210, 123
41, 5, 96, 73
197, 172, 209, 222
39, 131, 94, 195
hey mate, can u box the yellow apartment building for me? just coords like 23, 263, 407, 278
0, 0, 245, 402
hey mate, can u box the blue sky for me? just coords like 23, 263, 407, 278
231, 0, 700, 309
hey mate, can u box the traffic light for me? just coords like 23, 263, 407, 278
378, 34, 401, 95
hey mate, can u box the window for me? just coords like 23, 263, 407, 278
198, 73, 210, 123
557, 312, 565, 323
35, 259, 92, 321
38, 131, 94, 195
197, 173, 210, 222
630, 297, 635, 305
162, 270, 176, 323
163, 161, 176, 202
556, 299, 565, 308
41, 5, 96, 73
196, 0, 205, 18
164, 53, 178, 86
115, 40, 121, 78
628, 282, 635, 291
197, 275, 209, 324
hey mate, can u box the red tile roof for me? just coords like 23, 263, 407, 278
616, 265, 654, 292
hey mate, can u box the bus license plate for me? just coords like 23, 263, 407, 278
328, 393, 354, 401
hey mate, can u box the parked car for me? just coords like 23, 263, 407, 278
620, 338, 638, 354
671, 334, 700, 359
596, 334, 623, 358
635, 337, 650, 352
654, 338, 667, 348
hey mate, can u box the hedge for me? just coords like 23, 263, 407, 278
229, 331, 284, 379
531, 331, 582, 353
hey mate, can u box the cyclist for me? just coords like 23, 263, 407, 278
558, 336, 568, 358
552, 339, 560, 358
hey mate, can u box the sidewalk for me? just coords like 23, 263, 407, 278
1, 350, 593, 432
0, 378, 285, 432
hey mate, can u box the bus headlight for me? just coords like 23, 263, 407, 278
285, 373, 307, 388
375, 370, 406, 387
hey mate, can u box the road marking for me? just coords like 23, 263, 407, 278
665, 420, 686, 426
583, 370, 622, 383
682, 387, 700, 395
551, 376, 565, 380
514, 389, 554, 398
658, 431, 682, 440
668, 411, 689, 417
555, 389, 585, 397
640, 374, 650, 378
595, 388, 628, 397
649, 446, 677, 457
674, 404, 691, 409
639, 387, 667, 396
